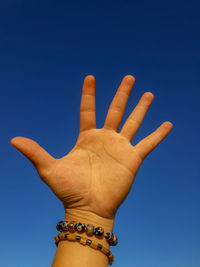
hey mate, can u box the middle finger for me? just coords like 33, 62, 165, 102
103, 75, 135, 131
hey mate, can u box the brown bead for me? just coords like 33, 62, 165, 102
86, 224, 94, 236
68, 221, 76, 233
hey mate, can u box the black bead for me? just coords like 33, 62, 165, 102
65, 234, 68, 238
86, 239, 92, 245
94, 227, 104, 237
110, 236, 118, 246
105, 232, 112, 240
56, 221, 63, 232
107, 251, 111, 256
76, 235, 81, 241
97, 244, 102, 249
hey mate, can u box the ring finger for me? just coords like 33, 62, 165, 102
120, 92, 154, 141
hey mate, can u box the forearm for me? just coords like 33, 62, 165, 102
52, 209, 115, 267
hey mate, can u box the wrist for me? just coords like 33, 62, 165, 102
64, 208, 115, 250
53, 208, 116, 266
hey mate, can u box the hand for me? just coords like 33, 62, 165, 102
10, 75, 173, 224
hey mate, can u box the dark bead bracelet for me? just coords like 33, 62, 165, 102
56, 220, 118, 246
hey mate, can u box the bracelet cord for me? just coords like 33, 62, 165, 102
54, 232, 114, 265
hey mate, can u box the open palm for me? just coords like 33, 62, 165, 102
11, 75, 173, 220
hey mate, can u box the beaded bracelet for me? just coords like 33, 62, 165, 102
56, 220, 118, 246
54, 232, 114, 265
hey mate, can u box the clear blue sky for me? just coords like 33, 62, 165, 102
0, 0, 199, 266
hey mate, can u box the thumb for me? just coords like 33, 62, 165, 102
10, 136, 55, 180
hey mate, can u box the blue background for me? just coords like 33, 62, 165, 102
0, 0, 199, 266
